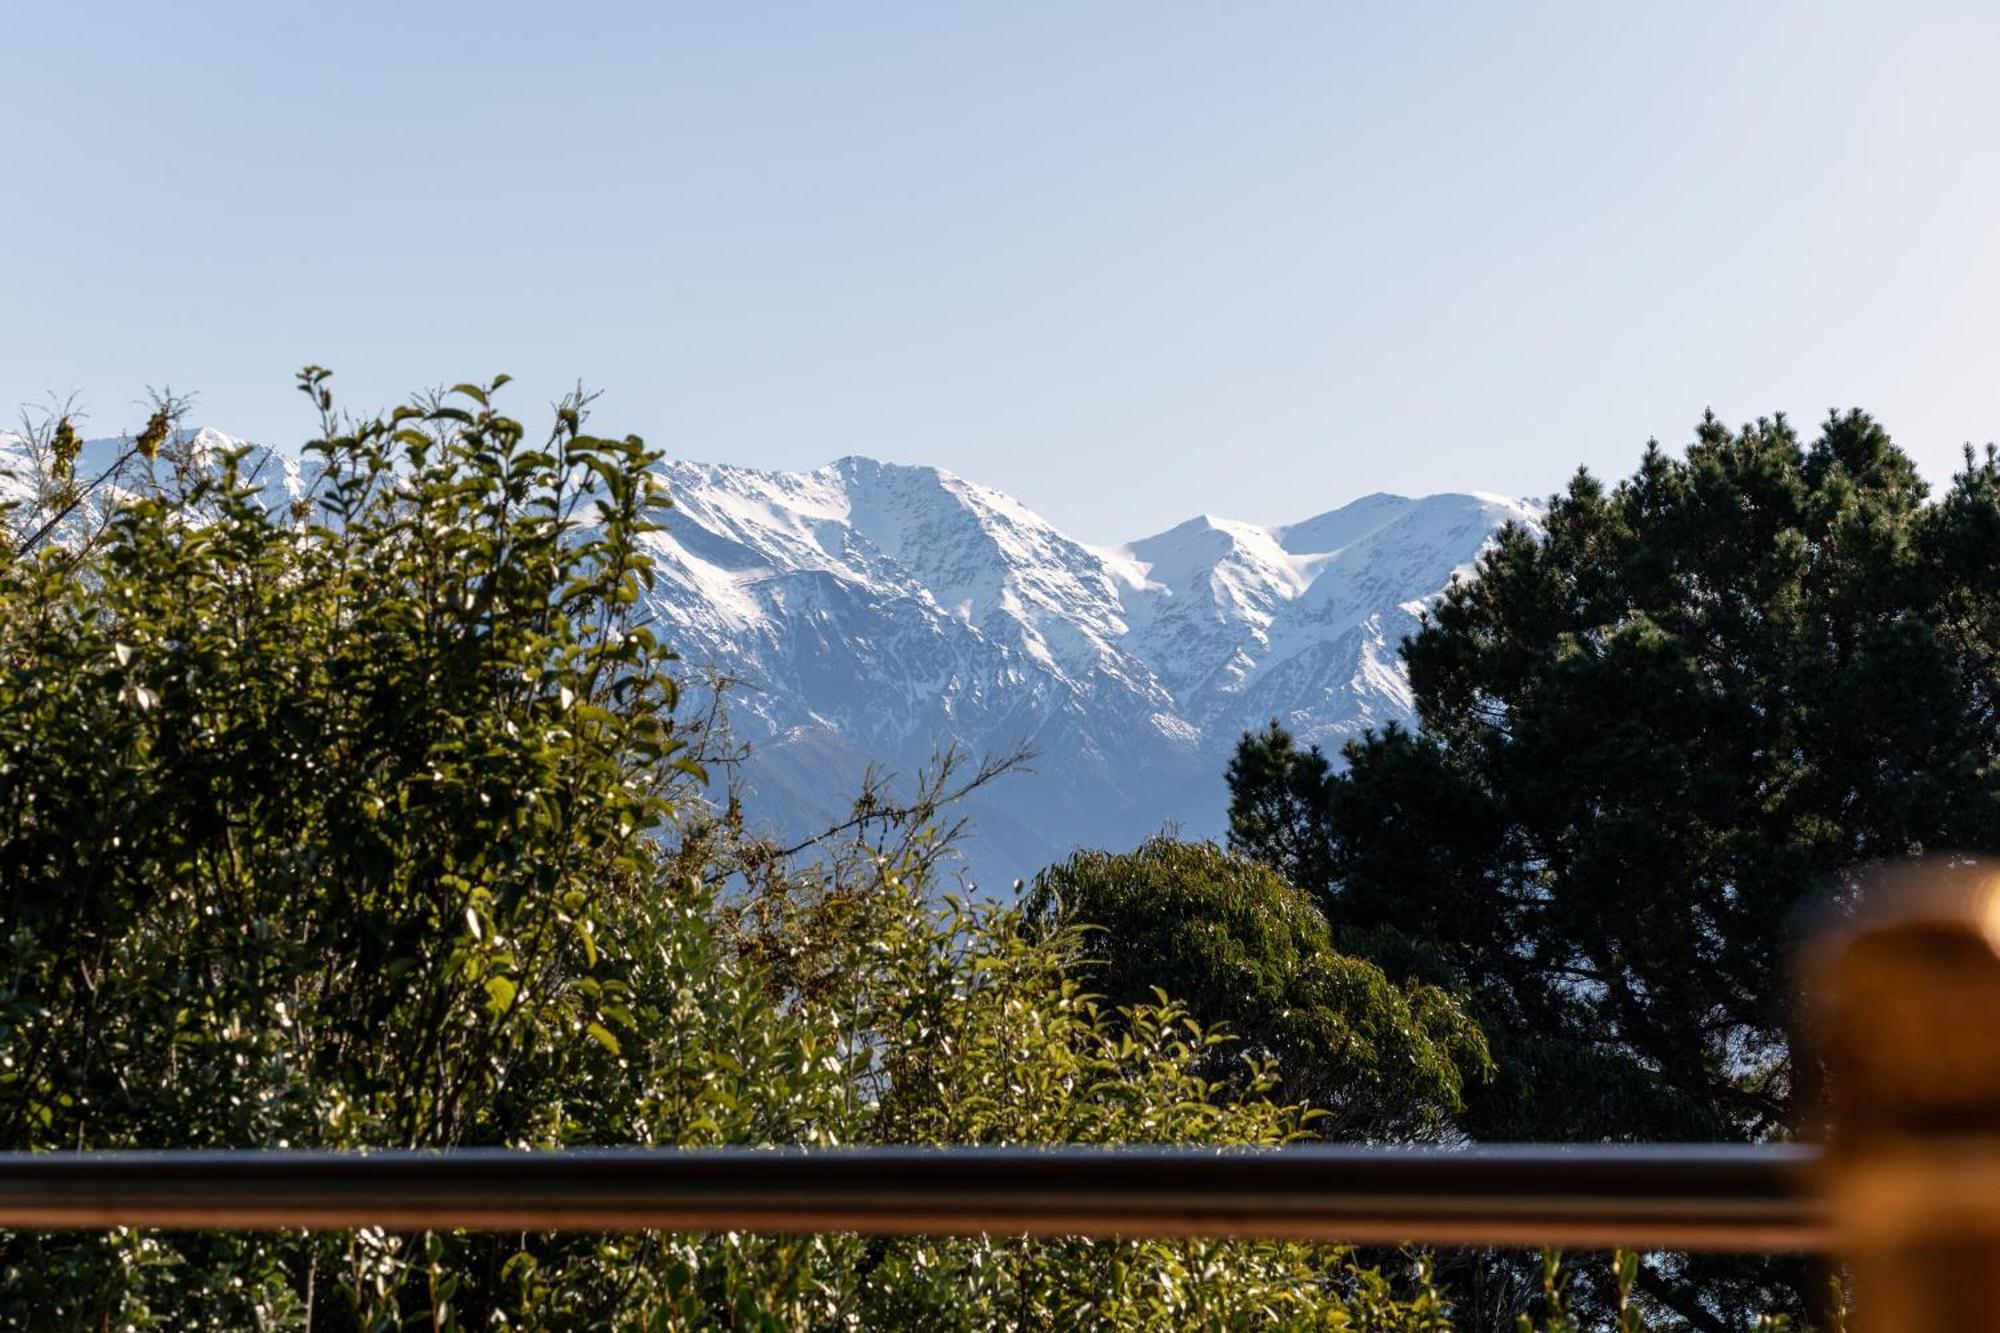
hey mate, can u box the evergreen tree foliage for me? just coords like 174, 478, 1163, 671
1229, 411, 2000, 1327
1231, 411, 2000, 1142
1226, 722, 1337, 894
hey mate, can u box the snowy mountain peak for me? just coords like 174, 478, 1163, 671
0, 427, 1538, 888
1275, 492, 1415, 555
642, 455, 1542, 885
0, 426, 306, 516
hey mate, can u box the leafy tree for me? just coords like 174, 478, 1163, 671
1025, 837, 1489, 1140
0, 373, 1453, 1330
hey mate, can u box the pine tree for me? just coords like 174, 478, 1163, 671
1225, 720, 1336, 892
1228, 410, 2000, 1328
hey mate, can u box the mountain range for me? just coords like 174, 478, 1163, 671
0, 428, 1542, 889
644, 456, 1542, 887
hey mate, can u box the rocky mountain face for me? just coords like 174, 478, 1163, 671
1, 428, 1540, 890
642, 457, 1543, 889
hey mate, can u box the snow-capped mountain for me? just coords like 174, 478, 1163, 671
0, 426, 307, 523
1, 426, 1539, 888
642, 457, 1542, 888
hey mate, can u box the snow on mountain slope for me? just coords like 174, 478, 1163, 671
0, 425, 1537, 890
0, 426, 307, 521
643, 459, 1541, 889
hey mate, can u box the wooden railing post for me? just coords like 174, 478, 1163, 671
1806, 858, 2000, 1332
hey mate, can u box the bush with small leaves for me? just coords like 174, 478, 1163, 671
0, 374, 1451, 1330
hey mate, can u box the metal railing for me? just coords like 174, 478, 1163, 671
0, 1143, 1824, 1252
9, 858, 2000, 1331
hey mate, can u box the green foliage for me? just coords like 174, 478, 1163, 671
1512, 1249, 1579, 1333
1511, 1250, 1646, 1333
1508, 1250, 1839, 1333
0, 374, 1451, 1329
0, 371, 682, 1159
1247, 413, 2000, 1141
1229, 410, 1993, 1326
1226, 721, 1337, 893
1026, 838, 1489, 1140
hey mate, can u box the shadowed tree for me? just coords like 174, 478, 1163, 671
1026, 837, 1490, 1141
1229, 411, 2000, 1327
1226, 720, 1336, 893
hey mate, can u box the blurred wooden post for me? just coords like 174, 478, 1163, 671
1806, 858, 2000, 1332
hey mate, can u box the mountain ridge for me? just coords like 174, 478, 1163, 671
643, 455, 1542, 886
0, 428, 1541, 887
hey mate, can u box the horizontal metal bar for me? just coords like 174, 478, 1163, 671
0, 1145, 1828, 1251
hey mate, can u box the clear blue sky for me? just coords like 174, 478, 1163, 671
7, 3, 1998, 541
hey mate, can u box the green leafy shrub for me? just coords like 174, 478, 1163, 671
0, 375, 1450, 1330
